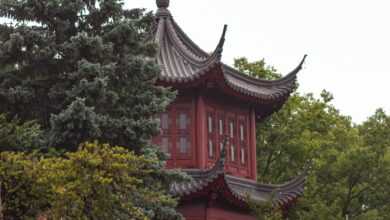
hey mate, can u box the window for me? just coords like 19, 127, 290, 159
154, 107, 193, 161
178, 136, 190, 154
231, 144, 236, 162
238, 120, 247, 165
177, 112, 190, 130
207, 112, 215, 159
208, 115, 213, 133
156, 112, 171, 159
241, 147, 245, 164
208, 140, 214, 158
179, 113, 188, 130
219, 119, 224, 135
176, 110, 192, 158
217, 115, 225, 158
161, 137, 170, 154
228, 119, 236, 162
229, 121, 234, 138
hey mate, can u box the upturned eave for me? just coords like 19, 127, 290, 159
154, 9, 306, 107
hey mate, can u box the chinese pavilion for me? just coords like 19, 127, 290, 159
152, 0, 307, 219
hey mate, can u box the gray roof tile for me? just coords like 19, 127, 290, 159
154, 8, 307, 102
170, 144, 306, 208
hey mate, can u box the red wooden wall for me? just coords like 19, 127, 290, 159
207, 207, 256, 220
203, 95, 254, 179
153, 90, 257, 180
178, 201, 256, 220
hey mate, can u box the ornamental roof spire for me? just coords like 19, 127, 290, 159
156, 0, 171, 17
156, 0, 170, 9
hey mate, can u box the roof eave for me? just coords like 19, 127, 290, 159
170, 144, 307, 209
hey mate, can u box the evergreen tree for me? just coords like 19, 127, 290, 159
0, 113, 42, 151
0, 0, 175, 151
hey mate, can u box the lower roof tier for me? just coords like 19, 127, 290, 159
170, 146, 306, 211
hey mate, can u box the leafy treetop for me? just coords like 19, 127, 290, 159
0, 142, 185, 220
235, 57, 390, 220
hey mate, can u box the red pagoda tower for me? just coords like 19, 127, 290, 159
152, 0, 307, 219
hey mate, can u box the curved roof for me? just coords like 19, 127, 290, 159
170, 145, 306, 209
154, 5, 307, 103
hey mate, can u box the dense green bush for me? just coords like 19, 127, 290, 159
0, 142, 184, 220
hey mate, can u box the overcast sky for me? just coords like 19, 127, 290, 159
126, 0, 390, 123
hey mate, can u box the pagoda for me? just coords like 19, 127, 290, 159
152, 0, 307, 219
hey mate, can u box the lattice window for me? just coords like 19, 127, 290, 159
219, 118, 224, 135
154, 106, 193, 162
207, 112, 216, 159
229, 121, 234, 138
240, 124, 244, 141
228, 119, 237, 162
177, 112, 191, 131
238, 120, 247, 165
231, 144, 236, 162
208, 115, 213, 133
178, 136, 191, 154
241, 147, 245, 164
178, 113, 188, 130
176, 110, 192, 158
208, 140, 214, 158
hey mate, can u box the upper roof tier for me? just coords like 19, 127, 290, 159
154, 0, 306, 110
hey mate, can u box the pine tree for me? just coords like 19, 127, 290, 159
0, 113, 42, 151
0, 0, 175, 151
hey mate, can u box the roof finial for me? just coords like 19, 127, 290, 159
156, 0, 170, 9
156, 0, 171, 17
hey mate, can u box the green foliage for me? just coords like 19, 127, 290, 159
235, 58, 390, 219
234, 57, 281, 80
0, 0, 175, 151
0, 1, 184, 219
248, 193, 283, 220
0, 142, 184, 220
0, 113, 42, 151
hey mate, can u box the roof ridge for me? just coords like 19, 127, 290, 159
154, 1, 307, 110
222, 55, 307, 87
170, 17, 210, 58
165, 18, 206, 65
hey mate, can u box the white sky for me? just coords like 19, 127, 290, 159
125, 0, 390, 123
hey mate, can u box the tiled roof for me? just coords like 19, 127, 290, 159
154, 4, 307, 102
170, 144, 306, 208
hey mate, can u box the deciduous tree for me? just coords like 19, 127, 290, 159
235, 58, 390, 219
0, 142, 184, 220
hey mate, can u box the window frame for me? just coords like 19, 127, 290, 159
175, 107, 193, 159
206, 111, 216, 159
238, 115, 248, 167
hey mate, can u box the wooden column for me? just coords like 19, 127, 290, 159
196, 94, 207, 169
249, 108, 257, 180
